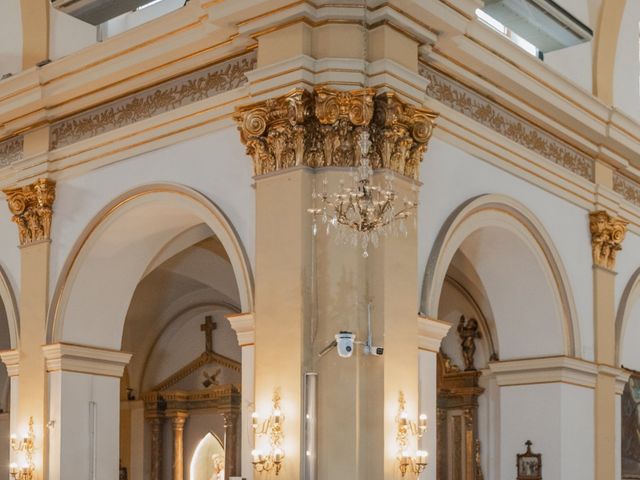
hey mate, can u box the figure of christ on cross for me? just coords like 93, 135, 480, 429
200, 316, 217, 353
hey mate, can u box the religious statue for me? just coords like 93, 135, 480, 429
211, 454, 224, 480
201, 316, 217, 353
457, 316, 481, 371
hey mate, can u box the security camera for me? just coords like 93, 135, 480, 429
335, 331, 356, 358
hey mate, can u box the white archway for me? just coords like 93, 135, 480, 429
0, 266, 19, 350
48, 183, 254, 349
422, 194, 579, 358
616, 267, 640, 368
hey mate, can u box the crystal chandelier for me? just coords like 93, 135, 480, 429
308, 130, 418, 257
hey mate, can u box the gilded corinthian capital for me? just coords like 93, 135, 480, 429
3, 179, 56, 246
589, 210, 628, 270
234, 87, 438, 179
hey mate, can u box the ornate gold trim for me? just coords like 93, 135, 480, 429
420, 62, 595, 181
233, 86, 438, 179
50, 51, 257, 150
589, 210, 628, 270
3, 179, 56, 246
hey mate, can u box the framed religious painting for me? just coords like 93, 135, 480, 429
623, 374, 640, 478
517, 441, 542, 480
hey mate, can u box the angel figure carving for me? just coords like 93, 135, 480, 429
457, 316, 481, 371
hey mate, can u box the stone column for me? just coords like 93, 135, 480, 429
417, 316, 451, 480
234, 86, 436, 480
227, 312, 255, 480
588, 210, 628, 480
168, 411, 188, 480
42, 343, 131, 480
223, 411, 239, 480
147, 414, 164, 480
3, 177, 55, 480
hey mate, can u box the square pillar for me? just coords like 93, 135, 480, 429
43, 343, 131, 480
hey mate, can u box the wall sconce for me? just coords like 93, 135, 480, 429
10, 416, 35, 480
251, 390, 285, 475
396, 392, 428, 477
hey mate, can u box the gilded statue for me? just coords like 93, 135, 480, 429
457, 316, 481, 371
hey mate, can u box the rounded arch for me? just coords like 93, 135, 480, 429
616, 267, 640, 367
138, 301, 239, 393
422, 194, 580, 357
48, 183, 254, 349
0, 266, 19, 350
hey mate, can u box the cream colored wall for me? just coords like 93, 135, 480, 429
0, 0, 23, 77
419, 138, 593, 359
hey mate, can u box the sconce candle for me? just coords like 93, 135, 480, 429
10, 417, 35, 480
252, 390, 285, 475
396, 392, 430, 477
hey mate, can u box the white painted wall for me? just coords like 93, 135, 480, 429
0, 0, 23, 77
49, 6, 97, 61
499, 383, 594, 480
48, 371, 121, 480
419, 138, 593, 359
545, 42, 593, 92
613, 0, 640, 121
99, 0, 184, 40
50, 126, 255, 307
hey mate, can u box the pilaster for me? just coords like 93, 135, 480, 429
227, 312, 255, 480
588, 210, 628, 480
42, 343, 131, 480
417, 316, 451, 480
2, 177, 55, 480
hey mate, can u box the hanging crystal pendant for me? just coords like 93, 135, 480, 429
308, 129, 418, 256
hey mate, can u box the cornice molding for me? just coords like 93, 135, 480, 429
417, 315, 451, 352
0, 349, 19, 377
488, 356, 599, 388
42, 343, 132, 378
226, 312, 255, 346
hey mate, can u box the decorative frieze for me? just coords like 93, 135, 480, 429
0, 136, 23, 167
613, 172, 640, 207
420, 63, 595, 181
50, 51, 257, 150
3, 179, 56, 246
589, 210, 628, 270
234, 86, 438, 179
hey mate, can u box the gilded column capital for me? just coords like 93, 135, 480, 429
234, 87, 438, 179
589, 210, 628, 270
3, 179, 56, 246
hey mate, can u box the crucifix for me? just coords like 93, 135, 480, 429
200, 316, 217, 353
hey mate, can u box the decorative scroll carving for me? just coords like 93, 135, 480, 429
589, 210, 628, 270
370, 92, 437, 179
50, 51, 257, 150
234, 86, 438, 179
0, 136, 23, 166
3, 179, 56, 245
420, 63, 595, 181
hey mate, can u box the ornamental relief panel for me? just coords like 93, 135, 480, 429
420, 63, 595, 182
50, 51, 257, 150
233, 86, 438, 179
0, 136, 23, 167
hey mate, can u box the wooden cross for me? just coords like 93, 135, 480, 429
200, 316, 217, 353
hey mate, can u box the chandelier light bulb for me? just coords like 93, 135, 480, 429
309, 129, 418, 257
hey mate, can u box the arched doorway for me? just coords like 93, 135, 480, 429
422, 194, 579, 479
48, 184, 253, 480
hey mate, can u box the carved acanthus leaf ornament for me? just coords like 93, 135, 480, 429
234, 87, 438, 179
589, 210, 628, 270
3, 179, 56, 246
